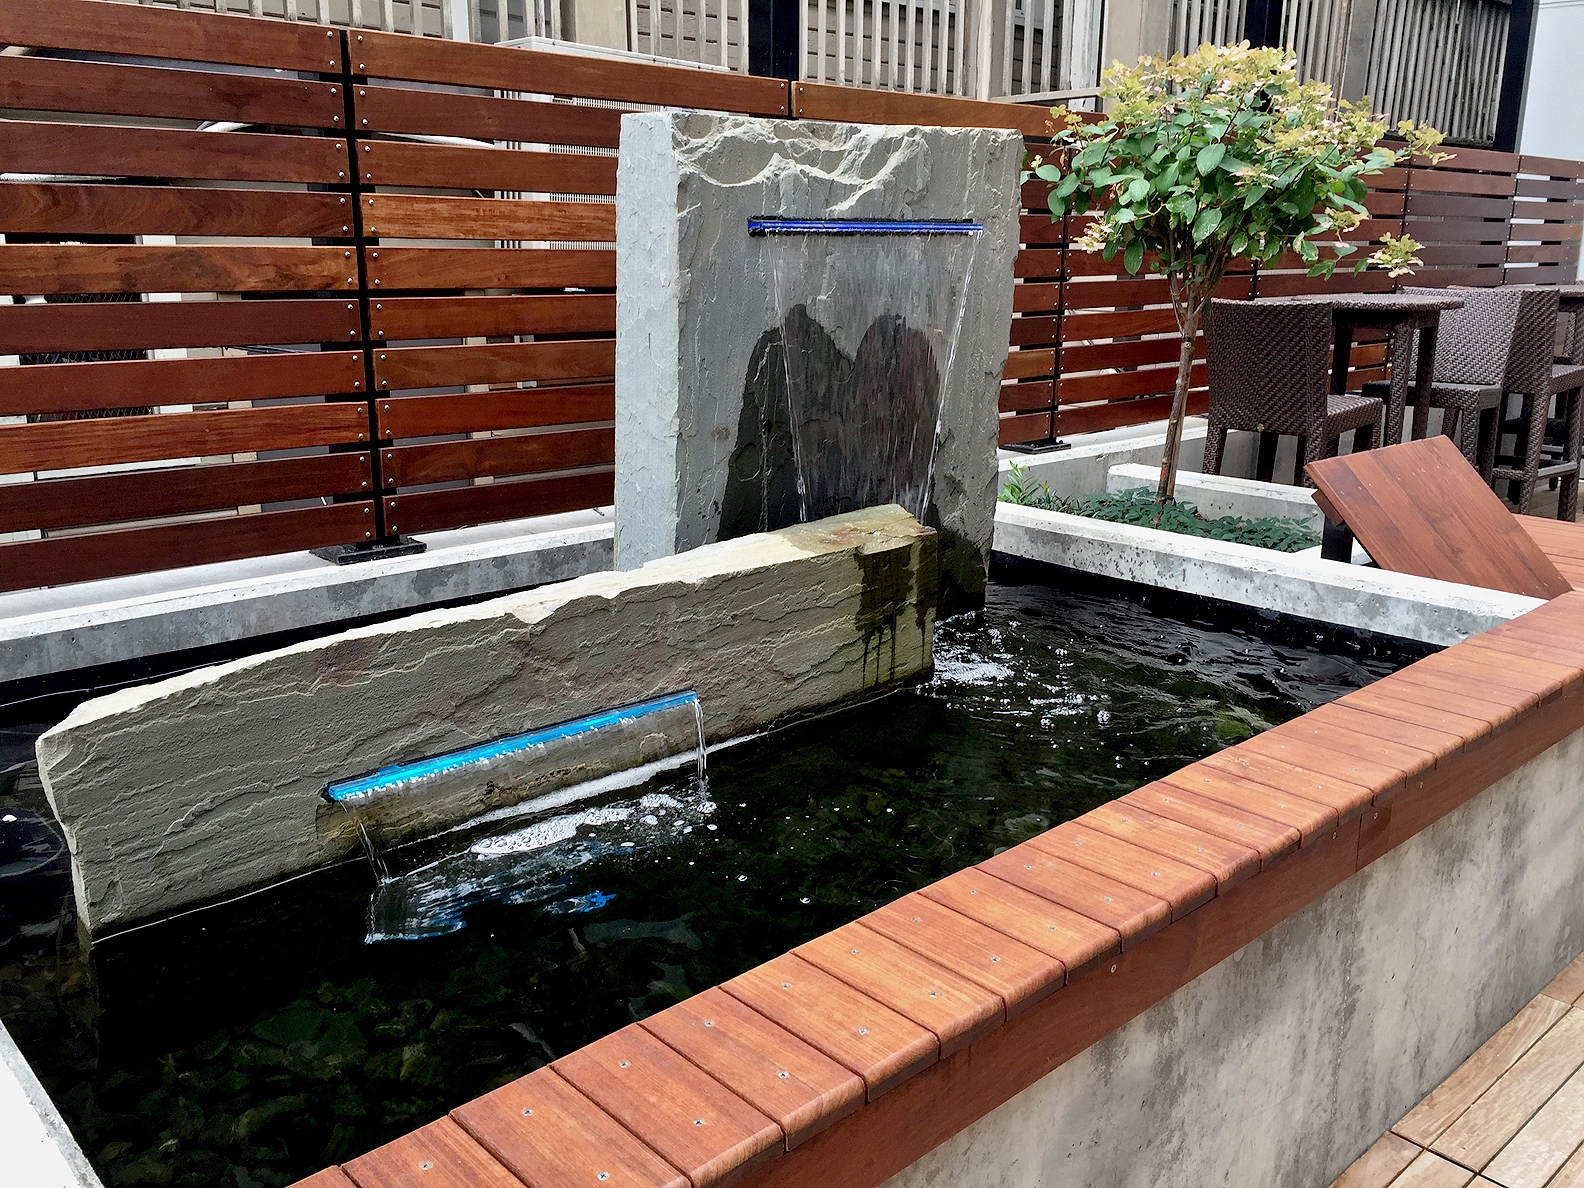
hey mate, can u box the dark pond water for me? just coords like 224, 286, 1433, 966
0, 567, 1425, 1187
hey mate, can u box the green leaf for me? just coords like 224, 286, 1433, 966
1047, 193, 1068, 217
1055, 172, 1081, 197
1192, 206, 1222, 242
1125, 178, 1152, 202
1196, 143, 1226, 174
1124, 239, 1144, 275
1035, 163, 1063, 181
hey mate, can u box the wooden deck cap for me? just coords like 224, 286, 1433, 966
292, 610, 1584, 1188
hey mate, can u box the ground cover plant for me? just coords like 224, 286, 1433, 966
1001, 465, 1321, 552
1027, 43, 1446, 503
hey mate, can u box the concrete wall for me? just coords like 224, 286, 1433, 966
881, 725, 1584, 1188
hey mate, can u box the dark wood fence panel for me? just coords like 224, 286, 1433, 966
345, 35, 787, 542
0, 0, 372, 591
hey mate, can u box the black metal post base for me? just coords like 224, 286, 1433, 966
311, 537, 427, 566
1320, 518, 1355, 563
1003, 438, 1073, 455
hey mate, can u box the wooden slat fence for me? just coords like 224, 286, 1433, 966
0, 0, 1579, 593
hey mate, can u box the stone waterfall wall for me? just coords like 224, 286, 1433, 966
36, 506, 937, 937
614, 112, 1021, 614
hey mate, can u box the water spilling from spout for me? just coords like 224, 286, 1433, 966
753, 217, 982, 525
326, 691, 709, 941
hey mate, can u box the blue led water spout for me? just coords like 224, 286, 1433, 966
324, 691, 702, 803
748, 217, 982, 236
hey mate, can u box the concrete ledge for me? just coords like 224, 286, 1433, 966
992, 503, 1539, 646
1105, 462, 1324, 528
0, 511, 615, 686
0, 1019, 101, 1188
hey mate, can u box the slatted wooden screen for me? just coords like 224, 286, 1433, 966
345, 32, 787, 539
0, 0, 380, 592
1509, 156, 1584, 284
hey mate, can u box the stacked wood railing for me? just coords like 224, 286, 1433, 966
1, 0, 1580, 592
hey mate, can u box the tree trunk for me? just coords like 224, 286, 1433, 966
1156, 304, 1201, 503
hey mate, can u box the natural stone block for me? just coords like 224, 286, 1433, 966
614, 112, 1021, 613
36, 506, 937, 936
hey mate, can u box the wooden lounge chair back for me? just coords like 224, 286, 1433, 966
1304, 436, 1573, 600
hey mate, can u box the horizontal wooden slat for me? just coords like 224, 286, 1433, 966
382, 469, 613, 535
793, 81, 1052, 135
356, 139, 618, 193
370, 294, 614, 341
0, 502, 374, 593
1515, 177, 1584, 202
381, 427, 613, 486
0, 183, 352, 239
1405, 191, 1515, 219
1410, 168, 1518, 197
364, 247, 614, 291
0, 452, 371, 534
362, 194, 615, 242
1009, 314, 1060, 348
353, 29, 788, 114
1013, 282, 1061, 314
999, 380, 1053, 413
0, 119, 348, 185
1015, 249, 1065, 280
0, 0, 344, 74
1404, 217, 1518, 244
997, 411, 1054, 445
1059, 362, 1205, 404
374, 340, 614, 390
0, 350, 365, 416
0, 298, 361, 355
0, 54, 344, 129
376, 384, 613, 438
0, 402, 368, 473
1520, 154, 1584, 180
1003, 348, 1055, 381
1057, 390, 1210, 435
1062, 337, 1197, 374
355, 85, 624, 150
0, 245, 357, 295
1061, 309, 1181, 341
1253, 270, 1397, 296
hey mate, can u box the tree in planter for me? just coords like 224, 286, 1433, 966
1030, 43, 1446, 502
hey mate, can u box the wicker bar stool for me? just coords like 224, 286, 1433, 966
1361, 286, 1541, 470
1202, 299, 1382, 486
1482, 287, 1574, 513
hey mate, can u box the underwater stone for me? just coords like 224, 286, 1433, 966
614, 112, 1021, 614
36, 506, 937, 936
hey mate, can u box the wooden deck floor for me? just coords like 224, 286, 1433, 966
1519, 517, 1584, 592
1332, 953, 1584, 1188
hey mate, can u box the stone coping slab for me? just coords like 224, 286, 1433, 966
35, 506, 937, 935
993, 502, 1541, 647
284, 580, 1584, 1188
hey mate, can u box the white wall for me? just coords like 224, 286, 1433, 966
1519, 0, 1584, 279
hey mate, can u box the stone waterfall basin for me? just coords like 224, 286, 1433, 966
36, 505, 938, 937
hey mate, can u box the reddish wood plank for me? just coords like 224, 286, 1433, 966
1117, 782, 1304, 864
357, 139, 620, 193
365, 247, 614, 292
553, 1025, 781, 1188
793, 81, 1052, 135
343, 1117, 519, 1188
1335, 688, 1497, 747
374, 340, 614, 391
0, 0, 345, 73
794, 923, 1004, 1057
381, 470, 612, 536
0, 453, 371, 534
0, 54, 344, 128
1306, 438, 1571, 599
376, 386, 614, 439
370, 295, 614, 342
0, 502, 374, 593
1079, 800, 1263, 889
354, 28, 788, 114
1542, 953, 1584, 1006
1382, 667, 1536, 728
452, 1066, 687, 1188
0, 119, 347, 186
1236, 730, 1409, 801
290, 1169, 357, 1188
0, 403, 368, 474
1159, 763, 1343, 836
918, 868, 1120, 980
380, 428, 613, 488
978, 841, 1172, 947
355, 85, 625, 149
722, 954, 938, 1100
0, 350, 365, 416
0, 183, 351, 240
860, 895, 1066, 1019
1299, 701, 1467, 767
1190, 749, 1362, 833
0, 297, 360, 355
1329, 1131, 1423, 1188
363, 194, 616, 242
0, 244, 356, 295
639, 986, 865, 1150
1025, 821, 1218, 919
1409, 643, 1581, 703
